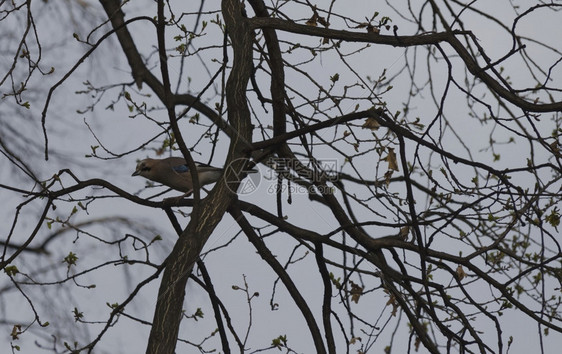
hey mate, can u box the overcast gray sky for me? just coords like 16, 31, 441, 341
1, 1, 561, 353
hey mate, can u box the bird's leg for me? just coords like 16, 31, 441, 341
180, 189, 193, 199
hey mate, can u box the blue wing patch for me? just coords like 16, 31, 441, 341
172, 164, 189, 173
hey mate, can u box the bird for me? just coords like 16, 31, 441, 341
132, 157, 224, 196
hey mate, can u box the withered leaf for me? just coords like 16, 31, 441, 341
362, 117, 380, 130
456, 265, 466, 280
398, 226, 409, 240
382, 147, 399, 171
384, 170, 394, 187
367, 25, 380, 34
350, 281, 364, 304
306, 13, 318, 27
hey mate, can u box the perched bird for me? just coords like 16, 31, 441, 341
132, 157, 224, 196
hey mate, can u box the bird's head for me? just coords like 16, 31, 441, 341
132, 158, 156, 178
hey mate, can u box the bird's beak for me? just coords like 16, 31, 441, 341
132, 170, 140, 177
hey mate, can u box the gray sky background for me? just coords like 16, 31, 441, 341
1, 0, 561, 353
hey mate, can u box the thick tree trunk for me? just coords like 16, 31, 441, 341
145, 0, 254, 353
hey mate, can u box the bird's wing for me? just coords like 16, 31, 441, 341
172, 164, 189, 173
167, 158, 221, 174
195, 165, 223, 173
164, 157, 188, 174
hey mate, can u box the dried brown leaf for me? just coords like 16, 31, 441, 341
362, 117, 380, 130
367, 25, 380, 34
306, 13, 318, 26
456, 265, 466, 280
399, 226, 409, 240
382, 147, 399, 171
384, 170, 394, 187
350, 281, 364, 304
